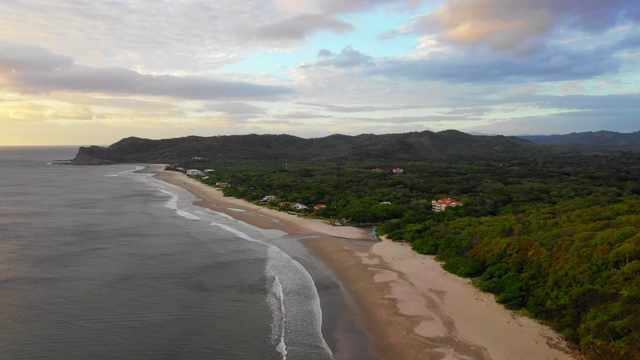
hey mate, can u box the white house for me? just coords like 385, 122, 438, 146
186, 169, 204, 176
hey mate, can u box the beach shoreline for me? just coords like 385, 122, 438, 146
151, 165, 579, 360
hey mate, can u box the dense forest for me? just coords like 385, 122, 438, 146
174, 146, 640, 360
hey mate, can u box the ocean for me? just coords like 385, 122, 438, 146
0, 147, 363, 359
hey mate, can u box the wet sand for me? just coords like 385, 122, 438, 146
152, 166, 579, 360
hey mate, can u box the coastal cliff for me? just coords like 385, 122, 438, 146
70, 146, 118, 165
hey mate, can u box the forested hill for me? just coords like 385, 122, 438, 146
521, 130, 640, 147
70, 130, 535, 165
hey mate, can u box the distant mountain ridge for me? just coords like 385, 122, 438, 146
71, 130, 536, 165
520, 130, 640, 147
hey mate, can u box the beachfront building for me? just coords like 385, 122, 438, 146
261, 195, 278, 203
372, 168, 385, 172
432, 198, 463, 212
204, 169, 215, 174
392, 168, 404, 174
216, 182, 231, 188
186, 169, 204, 176
278, 202, 308, 210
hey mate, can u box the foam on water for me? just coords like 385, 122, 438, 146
195, 209, 235, 221
130, 173, 333, 359
106, 165, 146, 177
267, 275, 287, 358
159, 189, 201, 221
209, 222, 332, 359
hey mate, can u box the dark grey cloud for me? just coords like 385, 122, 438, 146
50, 94, 179, 111
252, 14, 353, 40
609, 31, 640, 52
0, 41, 73, 72
560, 0, 640, 33
300, 46, 374, 69
372, 44, 620, 83
471, 108, 640, 135
317, 49, 333, 57
0, 42, 293, 100
517, 93, 640, 111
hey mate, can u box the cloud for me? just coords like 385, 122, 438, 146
271, 111, 333, 119
300, 46, 374, 69
372, 44, 620, 83
318, 49, 333, 57
299, 102, 421, 113
0, 42, 293, 100
251, 14, 354, 40
342, 114, 473, 124
275, 0, 412, 15
0, 41, 73, 72
610, 31, 640, 51
48, 94, 178, 111
445, 107, 492, 116
0, 101, 94, 122
201, 102, 266, 115
470, 108, 640, 135
518, 93, 640, 111
49, 106, 95, 121
404, 0, 640, 52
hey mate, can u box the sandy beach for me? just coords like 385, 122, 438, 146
152, 166, 579, 360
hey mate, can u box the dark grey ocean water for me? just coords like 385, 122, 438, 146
0, 147, 349, 360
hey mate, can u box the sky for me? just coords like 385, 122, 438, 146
1, 0, 640, 145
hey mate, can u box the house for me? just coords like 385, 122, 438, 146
261, 195, 278, 203
432, 198, 463, 212
372, 168, 385, 172
314, 204, 326, 210
279, 202, 308, 210
392, 168, 404, 174
186, 169, 204, 176
215, 182, 231, 188
380, 201, 391, 205
204, 169, 215, 174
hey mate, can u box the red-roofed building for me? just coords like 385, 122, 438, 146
432, 198, 463, 212
392, 168, 404, 174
